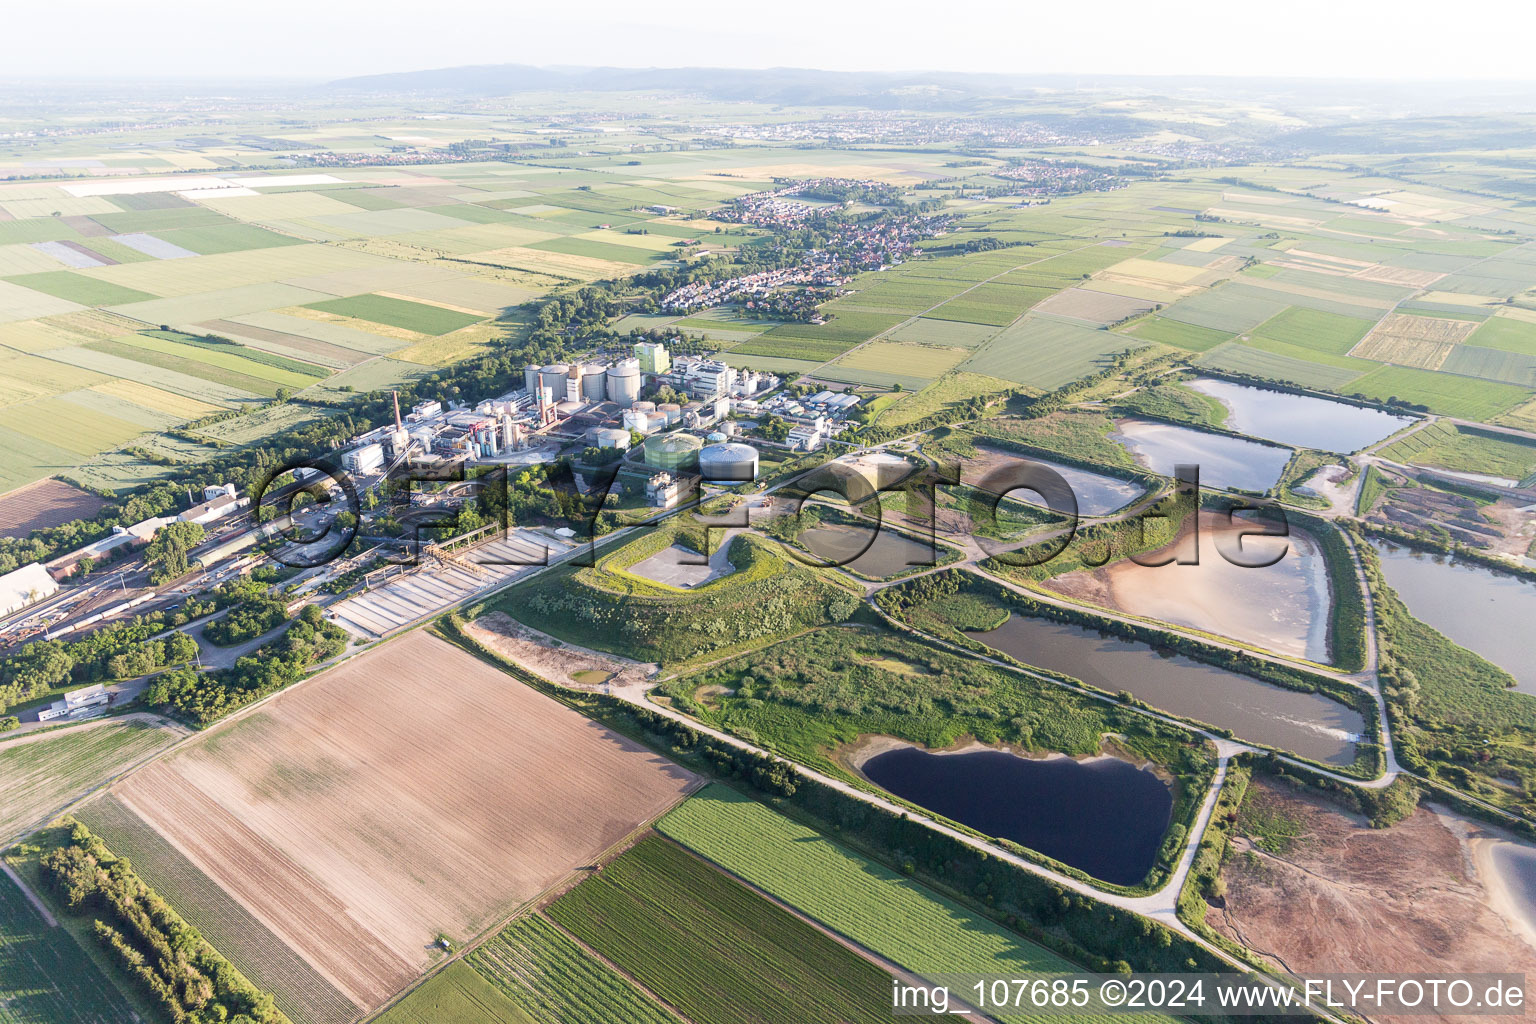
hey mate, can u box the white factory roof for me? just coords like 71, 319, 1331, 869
0, 562, 59, 617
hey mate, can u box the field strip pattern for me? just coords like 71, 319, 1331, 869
88, 631, 697, 1021
112, 764, 415, 1009
76, 793, 361, 1024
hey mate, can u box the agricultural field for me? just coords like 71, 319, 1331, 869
659, 786, 1124, 998
0, 718, 184, 844
83, 631, 696, 1022
303, 293, 483, 335
1350, 364, 1532, 420
76, 793, 358, 1024
467, 914, 683, 1024
547, 836, 894, 1024
0, 478, 103, 538
372, 963, 534, 1024
0, 868, 139, 1024
835, 339, 968, 376
962, 316, 1145, 390
1248, 306, 1377, 356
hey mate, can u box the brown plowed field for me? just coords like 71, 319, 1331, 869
1209, 777, 1536, 1023
0, 477, 104, 538
106, 629, 697, 1018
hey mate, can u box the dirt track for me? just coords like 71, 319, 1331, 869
1209, 778, 1536, 1023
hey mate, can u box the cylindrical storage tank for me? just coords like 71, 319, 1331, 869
594, 427, 631, 449
706, 431, 727, 443
540, 363, 569, 394
658, 402, 681, 426
632, 401, 657, 414
643, 432, 703, 471
524, 364, 541, 395
699, 442, 759, 484
581, 363, 607, 401
606, 359, 641, 407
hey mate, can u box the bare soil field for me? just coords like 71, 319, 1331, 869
1209, 777, 1536, 1023
0, 477, 105, 537
102, 630, 696, 1017
1351, 312, 1478, 369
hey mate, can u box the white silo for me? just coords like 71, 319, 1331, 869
581, 362, 607, 401
698, 442, 760, 484
658, 402, 682, 426
524, 364, 541, 395
606, 358, 641, 407
540, 363, 570, 396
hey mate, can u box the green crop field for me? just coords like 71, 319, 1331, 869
927, 282, 1054, 326
1350, 364, 1532, 420
1468, 315, 1536, 357
76, 794, 357, 1024
468, 915, 680, 1024
962, 316, 1142, 389
304, 293, 484, 335
0, 869, 138, 1024
834, 340, 967, 379
0, 721, 181, 842
2, 272, 156, 307
548, 836, 894, 1024
1123, 316, 1231, 352
1197, 341, 1373, 390
374, 962, 534, 1024
84, 337, 285, 398
887, 317, 999, 348
1249, 307, 1377, 356
1439, 345, 1536, 387
659, 788, 1164, 1024
738, 310, 905, 358
154, 223, 307, 255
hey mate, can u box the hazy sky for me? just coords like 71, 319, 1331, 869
12, 0, 1536, 81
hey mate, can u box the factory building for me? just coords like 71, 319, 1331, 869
37, 684, 111, 722
646, 472, 683, 508
634, 340, 670, 375
179, 493, 245, 526
643, 432, 703, 471
0, 562, 59, 617
699, 442, 760, 483
343, 442, 385, 475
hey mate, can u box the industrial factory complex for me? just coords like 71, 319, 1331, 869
340, 339, 866, 498
0, 338, 872, 627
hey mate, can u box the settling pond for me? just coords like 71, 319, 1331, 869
1113, 418, 1292, 493
968, 615, 1363, 765
859, 741, 1171, 885
978, 450, 1146, 518
1372, 540, 1536, 694
1186, 378, 1415, 453
1044, 510, 1334, 663
801, 524, 939, 579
